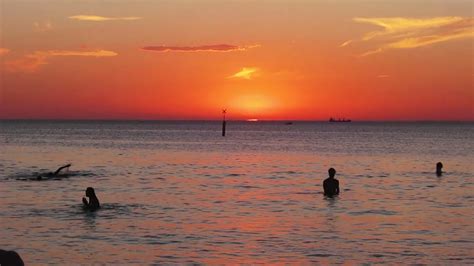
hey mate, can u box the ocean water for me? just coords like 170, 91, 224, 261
0, 121, 473, 264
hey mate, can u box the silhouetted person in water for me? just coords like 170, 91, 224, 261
82, 187, 100, 211
436, 162, 443, 176
323, 168, 340, 197
0, 249, 24, 266
36, 163, 71, 180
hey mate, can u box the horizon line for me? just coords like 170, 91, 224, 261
1, 118, 473, 123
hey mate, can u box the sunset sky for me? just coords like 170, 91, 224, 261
0, 0, 473, 120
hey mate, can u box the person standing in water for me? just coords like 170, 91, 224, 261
323, 168, 340, 197
82, 187, 100, 211
436, 162, 443, 176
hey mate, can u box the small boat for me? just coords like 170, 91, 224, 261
285, 122, 293, 125
329, 117, 351, 122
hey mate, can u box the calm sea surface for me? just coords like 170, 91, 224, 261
1, 121, 473, 264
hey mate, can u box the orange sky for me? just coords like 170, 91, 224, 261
0, 0, 473, 120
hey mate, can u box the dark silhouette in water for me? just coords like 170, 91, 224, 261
36, 163, 71, 180
82, 187, 100, 211
222, 108, 227, 137
0, 249, 24, 266
436, 162, 443, 176
323, 168, 340, 197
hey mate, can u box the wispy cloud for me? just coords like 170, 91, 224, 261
0, 48, 10, 56
342, 17, 474, 56
69, 15, 142, 21
377, 74, 389, 78
339, 40, 353, 47
142, 44, 260, 53
34, 21, 53, 32
5, 50, 117, 72
228, 67, 260, 80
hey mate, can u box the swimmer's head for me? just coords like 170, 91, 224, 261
328, 168, 336, 178
436, 162, 443, 170
436, 162, 443, 176
85, 187, 96, 197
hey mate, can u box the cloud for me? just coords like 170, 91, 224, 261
377, 74, 389, 78
69, 15, 142, 21
228, 67, 260, 80
34, 21, 53, 32
0, 48, 10, 56
39, 50, 117, 57
342, 17, 474, 56
142, 44, 260, 53
339, 40, 353, 47
5, 50, 117, 72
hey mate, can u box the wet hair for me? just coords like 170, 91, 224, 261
436, 162, 443, 169
86, 187, 95, 196
328, 168, 336, 177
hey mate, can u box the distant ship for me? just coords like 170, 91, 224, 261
329, 117, 352, 122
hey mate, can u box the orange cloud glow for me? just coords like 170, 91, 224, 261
228, 67, 260, 80
69, 15, 142, 21
5, 50, 117, 72
343, 17, 474, 56
142, 44, 260, 53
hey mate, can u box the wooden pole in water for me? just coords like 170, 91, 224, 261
222, 109, 227, 137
